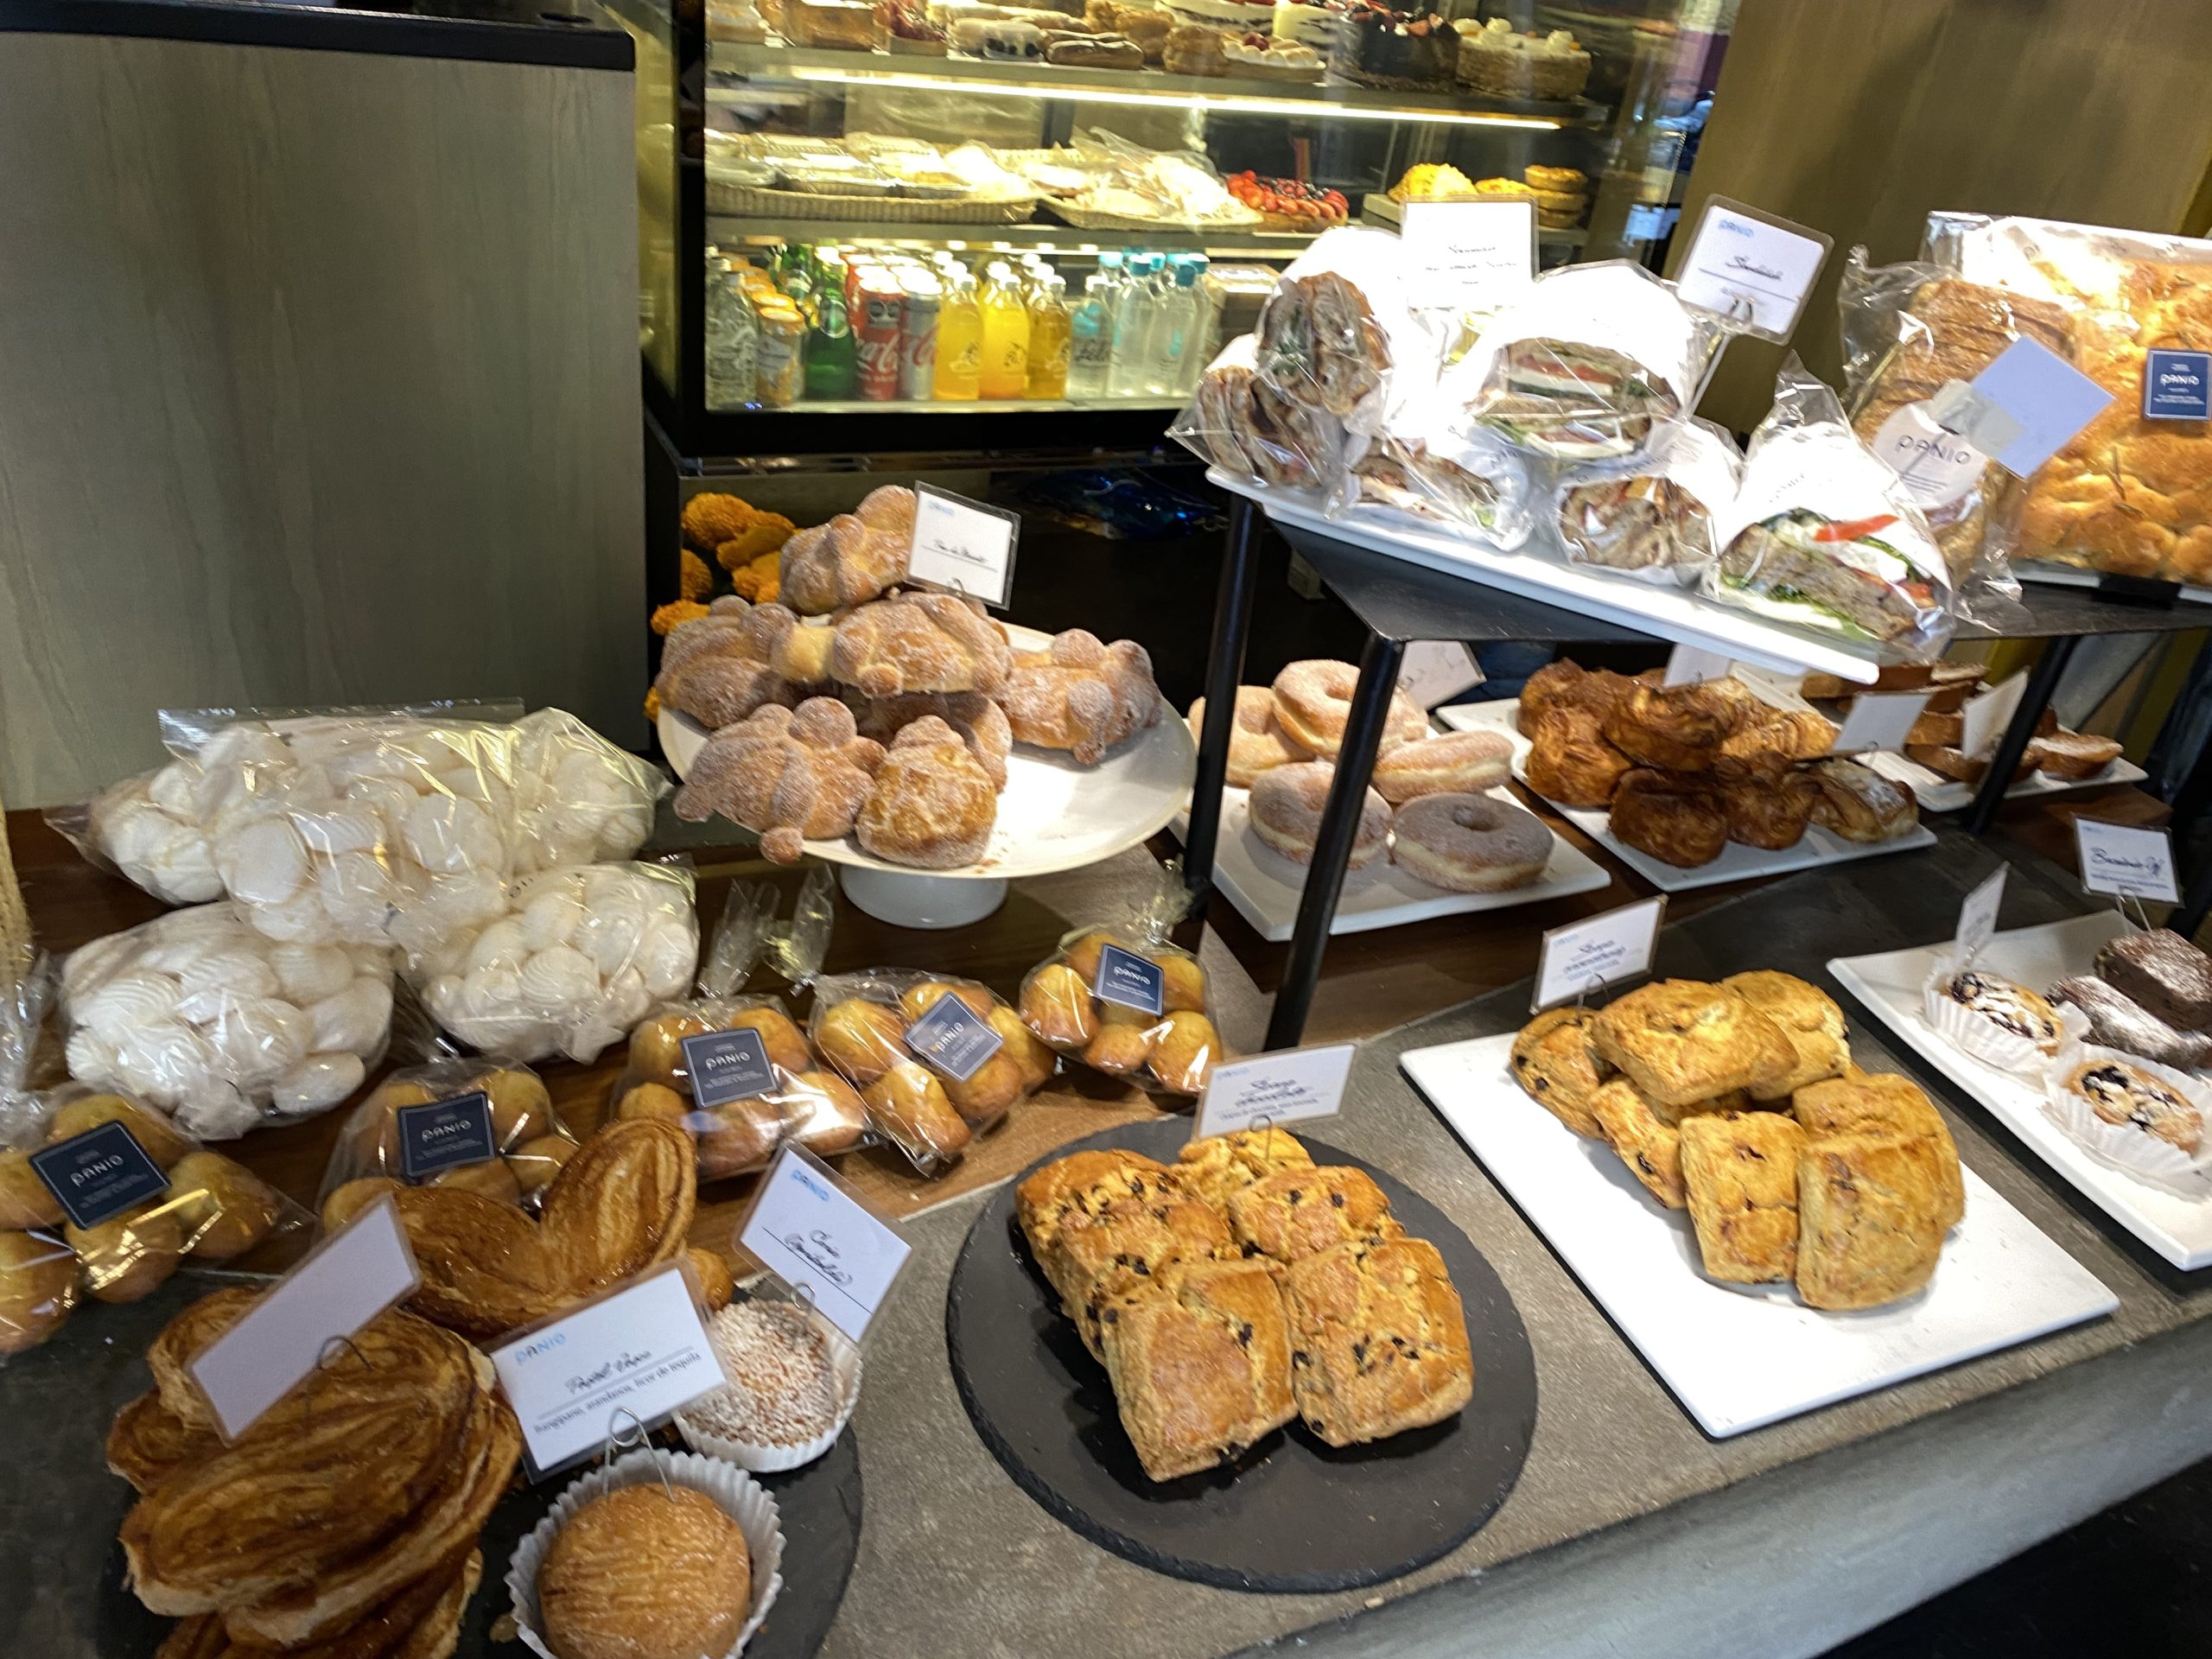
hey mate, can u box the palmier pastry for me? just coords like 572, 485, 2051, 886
779, 491, 914, 614
1601, 681, 1733, 772
855, 715, 998, 868
1719, 768, 1817, 851
1002, 630, 1163, 766
832, 591, 1013, 697
1370, 731, 1512, 804
1271, 659, 1427, 758
671, 696, 887, 862
849, 690, 1013, 791
1608, 768, 1726, 868
1523, 706, 1630, 808
1186, 688, 1313, 788
1806, 758, 1916, 842
1248, 761, 1388, 868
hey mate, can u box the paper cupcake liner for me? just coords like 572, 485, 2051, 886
507, 1448, 785, 1659
1920, 956, 2084, 1077
677, 1308, 862, 1474
2041, 1041, 2212, 1198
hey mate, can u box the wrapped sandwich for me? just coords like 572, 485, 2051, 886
1709, 359, 1952, 650
1554, 418, 1741, 586
1173, 334, 1344, 491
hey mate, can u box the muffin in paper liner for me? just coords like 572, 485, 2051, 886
677, 1305, 862, 1473
2042, 1041, 2212, 1198
1920, 956, 2085, 1075
507, 1448, 785, 1659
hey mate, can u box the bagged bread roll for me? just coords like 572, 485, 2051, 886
1016, 924, 1224, 1097
320, 1058, 579, 1214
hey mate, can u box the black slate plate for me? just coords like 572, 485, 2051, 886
945, 1120, 1537, 1592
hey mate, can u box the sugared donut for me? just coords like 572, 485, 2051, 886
1248, 761, 1389, 868
1185, 687, 1313, 788
1389, 793, 1553, 893
1370, 731, 1513, 804
1270, 660, 1428, 757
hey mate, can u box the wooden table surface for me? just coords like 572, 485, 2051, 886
4, 766, 2160, 1269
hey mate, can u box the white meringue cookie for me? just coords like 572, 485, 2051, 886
216, 816, 311, 906
601, 966, 653, 1030
146, 836, 224, 905
270, 1051, 366, 1116
270, 942, 355, 1003
465, 919, 532, 977
65, 1026, 120, 1083
245, 889, 337, 944
517, 945, 599, 1012
112, 1022, 217, 1102
636, 922, 701, 998
62, 934, 136, 997
308, 977, 393, 1053
176, 950, 282, 1004
562, 1020, 626, 1064
75, 972, 184, 1040
289, 806, 383, 857
460, 963, 524, 1020
403, 793, 503, 875
146, 760, 202, 819
574, 906, 649, 977
519, 889, 586, 950
172, 1081, 263, 1142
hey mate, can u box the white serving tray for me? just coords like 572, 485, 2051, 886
1436, 700, 1939, 893
1401, 1032, 2118, 1437
1829, 911, 2212, 1270
1169, 785, 1611, 942
1215, 468, 1893, 685
1859, 747, 2145, 813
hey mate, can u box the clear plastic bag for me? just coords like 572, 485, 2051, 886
59, 902, 395, 1140
408, 861, 700, 1065
1707, 357, 1956, 655
507, 708, 670, 874
808, 969, 1055, 1174
1355, 394, 1538, 548
1450, 261, 1714, 464
1172, 334, 1346, 494
1, 1082, 308, 1358
1553, 417, 1743, 587
318, 1057, 578, 1217
47, 760, 224, 906
1015, 905, 1224, 1098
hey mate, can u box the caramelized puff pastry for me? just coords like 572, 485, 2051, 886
1806, 757, 1917, 842
1591, 979, 1796, 1108
1523, 706, 1631, 809
1517, 659, 1634, 737
1602, 681, 1734, 772
1720, 767, 1819, 851
1608, 768, 1727, 868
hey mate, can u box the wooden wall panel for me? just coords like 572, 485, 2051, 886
1677, 0, 2212, 429
0, 36, 643, 804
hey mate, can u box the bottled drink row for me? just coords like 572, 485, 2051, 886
705, 241, 1225, 410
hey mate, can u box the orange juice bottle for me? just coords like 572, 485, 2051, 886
936, 269, 982, 401
1027, 274, 1072, 399
978, 262, 1031, 400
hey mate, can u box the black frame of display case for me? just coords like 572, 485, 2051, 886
1185, 495, 2212, 1049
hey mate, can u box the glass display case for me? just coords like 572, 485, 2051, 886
616, 0, 1734, 456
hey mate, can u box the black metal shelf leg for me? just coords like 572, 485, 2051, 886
1183, 495, 1263, 903
1264, 632, 1406, 1050
1964, 636, 2080, 836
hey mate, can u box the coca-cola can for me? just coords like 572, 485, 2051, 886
899, 273, 940, 402
855, 273, 904, 402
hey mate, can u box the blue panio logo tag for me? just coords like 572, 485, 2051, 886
793, 1169, 834, 1202
512, 1332, 568, 1363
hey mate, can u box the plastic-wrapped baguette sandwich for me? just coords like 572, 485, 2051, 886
1707, 357, 1954, 651
1554, 417, 1742, 586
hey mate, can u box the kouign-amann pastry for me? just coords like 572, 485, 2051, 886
1679, 1111, 1805, 1284
1719, 768, 1819, 852
1601, 681, 1734, 772
1174, 1128, 1315, 1212
1226, 1165, 1397, 1262
1607, 768, 1727, 868
1591, 980, 1795, 1109
1522, 705, 1631, 809
855, 715, 998, 868
2094, 929, 2212, 1033
1001, 629, 1163, 766
1517, 658, 1633, 735
1279, 1234, 1472, 1446
1509, 1005, 1614, 1138
1806, 758, 1917, 843
2060, 1055, 2204, 1154
1097, 1258, 1298, 1480
1588, 1077, 1685, 1208
1795, 1132, 1947, 1309
671, 696, 887, 863
2049, 975, 2212, 1071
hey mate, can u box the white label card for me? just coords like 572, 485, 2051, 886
737, 1144, 912, 1344
1832, 689, 1932, 755
1673, 197, 1833, 341
1663, 645, 1733, 687
1192, 1043, 1356, 1141
1397, 640, 1483, 709
1533, 896, 1667, 1013
490, 1262, 726, 1477
1966, 338, 2115, 477
2075, 820, 2180, 904
1396, 198, 1536, 311
188, 1197, 421, 1443
908, 483, 1019, 608
1959, 673, 2027, 760
1955, 867, 2006, 968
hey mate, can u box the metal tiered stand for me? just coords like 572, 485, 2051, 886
1185, 476, 2212, 1049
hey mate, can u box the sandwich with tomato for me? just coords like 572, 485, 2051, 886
1476, 338, 1682, 460
1718, 508, 1945, 642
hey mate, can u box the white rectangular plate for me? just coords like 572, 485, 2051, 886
1829, 911, 2212, 1269
1436, 700, 1939, 893
1860, 747, 2146, 813
1171, 785, 1611, 942
1402, 1033, 2118, 1437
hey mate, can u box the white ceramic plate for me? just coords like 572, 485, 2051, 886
1436, 700, 1939, 893
1859, 748, 2146, 813
659, 625, 1196, 880
1401, 1032, 2118, 1437
1829, 911, 2212, 1269
1167, 785, 1611, 942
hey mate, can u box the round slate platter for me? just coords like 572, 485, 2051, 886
945, 1120, 1538, 1592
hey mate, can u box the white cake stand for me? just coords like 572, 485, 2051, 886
658, 675, 1196, 929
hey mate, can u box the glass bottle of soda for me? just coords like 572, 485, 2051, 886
804, 283, 858, 400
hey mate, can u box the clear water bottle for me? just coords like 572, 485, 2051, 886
1108, 251, 1160, 398
1152, 255, 1202, 397
704, 257, 759, 409
1067, 269, 1115, 400
1180, 254, 1214, 388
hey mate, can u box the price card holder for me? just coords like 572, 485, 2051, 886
1094, 944, 1166, 1016
1663, 645, 1733, 687
1398, 640, 1484, 709
1395, 198, 1536, 311
908, 483, 1020, 609
1962, 338, 2115, 477
1192, 1043, 1356, 1141
736, 1144, 912, 1345
188, 1196, 422, 1442
682, 1028, 779, 1109
1954, 867, 2006, 968
1831, 689, 1932, 756
2075, 820, 2180, 905
1672, 196, 1834, 343
488, 1257, 728, 1479
1532, 896, 1667, 1013
1959, 672, 2027, 760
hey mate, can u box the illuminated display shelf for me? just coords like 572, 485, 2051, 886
707, 215, 1588, 256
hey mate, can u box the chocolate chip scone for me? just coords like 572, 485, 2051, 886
1793, 1072, 1964, 1229
1279, 1235, 1472, 1447
1015, 1150, 1184, 1300
1175, 1128, 1316, 1215
1226, 1166, 1400, 1264
1096, 1257, 1297, 1481
1590, 979, 1797, 1108
1510, 1006, 1614, 1137
1679, 1111, 1804, 1284
1588, 1078, 1686, 1209
1052, 1194, 1237, 1358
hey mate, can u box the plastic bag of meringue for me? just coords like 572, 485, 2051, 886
1, 1084, 308, 1361
608, 870, 863, 1181
317, 1058, 579, 1220
808, 969, 1057, 1175
59, 902, 397, 1141
407, 861, 701, 1065
1016, 899, 1224, 1098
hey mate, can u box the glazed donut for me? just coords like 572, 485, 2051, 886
1185, 688, 1313, 788
1608, 769, 1726, 868
1523, 706, 1631, 809
1270, 660, 1428, 757
1370, 731, 1513, 804
1601, 682, 1733, 772
1389, 793, 1553, 893
1248, 761, 1389, 868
